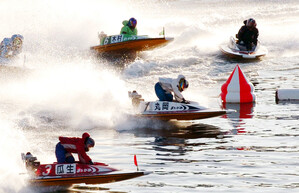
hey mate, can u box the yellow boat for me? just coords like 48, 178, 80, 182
90, 34, 173, 59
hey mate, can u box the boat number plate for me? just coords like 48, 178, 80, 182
110, 35, 123, 44
55, 164, 76, 175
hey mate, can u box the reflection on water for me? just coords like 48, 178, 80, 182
276, 101, 299, 105
26, 185, 111, 193
152, 123, 225, 158
120, 121, 232, 159
120, 101, 256, 159
222, 102, 255, 130
124, 122, 223, 139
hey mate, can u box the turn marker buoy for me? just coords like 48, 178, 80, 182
221, 65, 256, 103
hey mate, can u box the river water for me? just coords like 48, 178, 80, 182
0, 0, 298, 192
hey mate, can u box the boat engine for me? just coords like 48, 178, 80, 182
21, 152, 40, 171
128, 90, 144, 108
98, 31, 107, 44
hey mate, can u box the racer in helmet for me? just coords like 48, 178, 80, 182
236, 18, 259, 51
0, 34, 24, 58
155, 75, 189, 103
85, 137, 95, 152
120, 17, 138, 35
55, 132, 95, 165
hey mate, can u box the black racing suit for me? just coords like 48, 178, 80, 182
236, 25, 259, 51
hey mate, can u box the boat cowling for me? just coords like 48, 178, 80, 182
101, 34, 148, 45
35, 162, 118, 177
141, 101, 207, 114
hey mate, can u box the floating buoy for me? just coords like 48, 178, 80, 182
275, 89, 299, 103
221, 65, 256, 103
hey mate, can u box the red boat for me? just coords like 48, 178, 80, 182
22, 152, 147, 187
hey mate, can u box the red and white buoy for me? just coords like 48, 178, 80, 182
221, 65, 256, 103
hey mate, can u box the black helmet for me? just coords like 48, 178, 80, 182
246, 18, 256, 28
85, 137, 95, 152
86, 137, 95, 147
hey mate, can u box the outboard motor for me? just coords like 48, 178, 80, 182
98, 31, 107, 44
128, 90, 144, 108
21, 152, 40, 172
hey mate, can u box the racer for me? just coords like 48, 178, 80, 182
55, 132, 95, 165
0, 34, 24, 58
120, 17, 138, 35
236, 18, 259, 51
155, 75, 189, 103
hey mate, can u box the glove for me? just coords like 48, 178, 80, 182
89, 160, 94, 165
182, 99, 190, 104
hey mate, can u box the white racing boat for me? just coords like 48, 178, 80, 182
129, 91, 226, 121
220, 36, 267, 59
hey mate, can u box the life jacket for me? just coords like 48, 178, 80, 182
59, 132, 91, 164
120, 20, 137, 35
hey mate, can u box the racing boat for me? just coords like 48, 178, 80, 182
129, 91, 226, 121
22, 152, 147, 187
90, 33, 173, 59
220, 36, 267, 59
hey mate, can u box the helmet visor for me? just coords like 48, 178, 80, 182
87, 143, 94, 150
13, 37, 22, 48
129, 19, 137, 28
179, 79, 188, 91
247, 19, 256, 28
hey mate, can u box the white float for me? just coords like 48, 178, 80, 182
221, 65, 256, 103
275, 89, 299, 103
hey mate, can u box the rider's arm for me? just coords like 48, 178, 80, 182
253, 28, 259, 44
77, 145, 92, 164
171, 79, 184, 102
237, 26, 246, 40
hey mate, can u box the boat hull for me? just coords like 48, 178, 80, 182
220, 45, 267, 59
138, 110, 226, 121
90, 37, 173, 54
30, 172, 146, 186
132, 100, 226, 121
